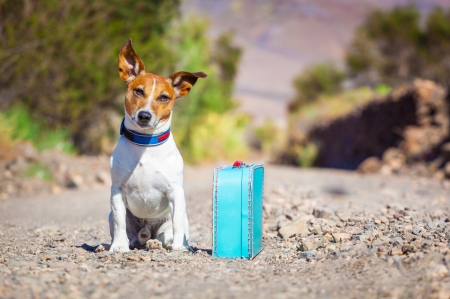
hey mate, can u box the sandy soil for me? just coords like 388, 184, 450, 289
1, 165, 450, 298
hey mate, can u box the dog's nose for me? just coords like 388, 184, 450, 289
137, 111, 152, 123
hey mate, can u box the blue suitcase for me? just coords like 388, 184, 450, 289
212, 161, 264, 259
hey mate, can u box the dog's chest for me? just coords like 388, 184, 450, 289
112, 136, 183, 219
124, 164, 171, 218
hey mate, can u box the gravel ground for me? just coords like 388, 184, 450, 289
1, 165, 450, 299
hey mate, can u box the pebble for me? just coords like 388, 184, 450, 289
299, 250, 317, 261
390, 248, 403, 256
279, 218, 309, 239
427, 221, 437, 230
313, 207, 334, 219
127, 256, 140, 262
412, 227, 422, 235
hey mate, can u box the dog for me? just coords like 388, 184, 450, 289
108, 38, 207, 252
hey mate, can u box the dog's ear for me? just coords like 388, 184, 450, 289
168, 71, 207, 98
118, 38, 145, 84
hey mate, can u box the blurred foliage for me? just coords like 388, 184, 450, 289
288, 63, 345, 112
296, 142, 318, 168
169, 18, 246, 163
0, 1, 245, 161
185, 112, 248, 163
0, 0, 179, 154
0, 107, 74, 153
291, 87, 386, 125
252, 119, 283, 157
23, 162, 53, 181
346, 5, 450, 87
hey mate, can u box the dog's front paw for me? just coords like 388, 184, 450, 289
109, 241, 130, 253
146, 239, 163, 250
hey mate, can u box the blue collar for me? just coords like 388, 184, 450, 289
120, 118, 171, 146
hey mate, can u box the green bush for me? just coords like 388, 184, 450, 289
289, 63, 345, 112
23, 162, 53, 181
346, 5, 450, 87
0, 107, 74, 153
0, 0, 180, 154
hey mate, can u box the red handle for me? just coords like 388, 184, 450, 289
233, 160, 243, 167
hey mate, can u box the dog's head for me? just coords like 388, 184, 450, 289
118, 38, 207, 128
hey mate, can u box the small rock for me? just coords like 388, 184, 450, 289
127, 256, 140, 262
427, 221, 437, 230
351, 234, 368, 242
299, 250, 317, 261
278, 218, 309, 239
313, 207, 334, 219
390, 247, 403, 256
332, 232, 352, 243
299, 236, 326, 251
335, 211, 350, 222
445, 162, 450, 179
67, 173, 84, 188
358, 157, 382, 174
96, 171, 110, 185
325, 244, 336, 252
340, 243, 353, 252
43, 255, 51, 261
412, 226, 422, 235
393, 214, 403, 220
328, 249, 341, 259
364, 222, 375, 231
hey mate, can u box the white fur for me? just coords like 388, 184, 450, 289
109, 110, 191, 253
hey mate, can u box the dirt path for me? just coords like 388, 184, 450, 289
1, 165, 450, 299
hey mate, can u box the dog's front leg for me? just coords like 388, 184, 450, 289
169, 187, 191, 251
109, 185, 130, 253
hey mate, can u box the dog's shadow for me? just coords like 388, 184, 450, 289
77, 243, 212, 255
77, 243, 110, 253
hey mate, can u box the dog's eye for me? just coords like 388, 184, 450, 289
158, 94, 171, 102
134, 88, 144, 97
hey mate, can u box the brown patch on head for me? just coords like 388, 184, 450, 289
118, 39, 208, 125
124, 73, 176, 121
150, 76, 176, 121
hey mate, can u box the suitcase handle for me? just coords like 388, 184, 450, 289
232, 160, 247, 168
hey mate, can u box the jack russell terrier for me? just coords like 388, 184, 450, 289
108, 38, 207, 252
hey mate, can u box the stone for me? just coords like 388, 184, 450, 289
332, 232, 352, 243
427, 221, 437, 230
58, 254, 68, 261
412, 226, 422, 235
357, 157, 382, 174
127, 256, 140, 262
390, 248, 403, 256
364, 222, 375, 231
312, 207, 334, 219
340, 243, 353, 252
328, 250, 341, 259
299, 250, 317, 261
351, 234, 368, 242
299, 236, 326, 251
95, 171, 110, 185
335, 211, 350, 222
278, 218, 309, 239
445, 162, 450, 179
325, 244, 336, 252
379, 216, 389, 224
